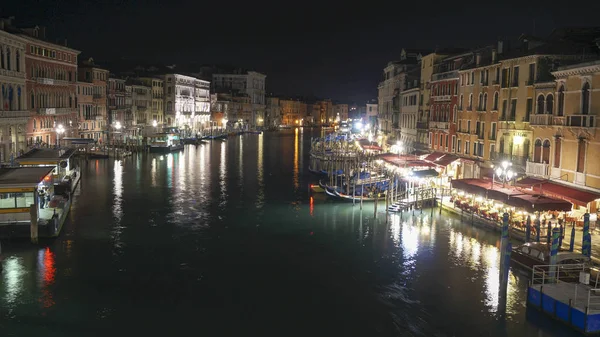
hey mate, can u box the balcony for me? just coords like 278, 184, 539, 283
0, 110, 30, 119
566, 115, 596, 128
416, 121, 428, 130
36, 77, 70, 86
429, 121, 449, 130
529, 114, 553, 126
0, 68, 25, 79
490, 152, 528, 167
433, 95, 451, 102
38, 108, 72, 115
526, 161, 549, 177
93, 94, 104, 99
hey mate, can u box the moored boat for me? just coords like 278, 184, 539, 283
511, 242, 592, 280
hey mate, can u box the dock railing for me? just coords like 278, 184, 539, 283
532, 263, 587, 285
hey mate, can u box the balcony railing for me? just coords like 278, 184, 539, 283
526, 161, 549, 177
429, 121, 449, 130
416, 121, 428, 129
36, 77, 71, 86
529, 114, 553, 126
0, 110, 30, 119
38, 108, 72, 115
566, 115, 596, 128
93, 94, 104, 99
433, 95, 451, 102
490, 152, 528, 167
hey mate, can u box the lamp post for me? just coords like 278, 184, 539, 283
55, 124, 65, 148
493, 160, 514, 188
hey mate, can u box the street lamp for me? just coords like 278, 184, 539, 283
493, 160, 514, 188
55, 124, 65, 147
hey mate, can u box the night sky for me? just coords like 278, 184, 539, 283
2, 0, 599, 104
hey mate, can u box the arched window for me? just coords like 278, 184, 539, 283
537, 95, 545, 114
167, 101, 173, 112
453, 105, 457, 123
446, 105, 450, 121
534, 139, 542, 163
459, 95, 463, 110
478, 93, 483, 110
542, 139, 551, 164
468, 94, 473, 110
483, 93, 488, 110
582, 82, 590, 115
30, 92, 35, 109
0, 47, 4, 69
493, 92, 499, 110
546, 94, 554, 114
558, 85, 565, 116
17, 86, 21, 110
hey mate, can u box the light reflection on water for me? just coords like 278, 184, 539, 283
0, 131, 581, 336
2, 256, 25, 307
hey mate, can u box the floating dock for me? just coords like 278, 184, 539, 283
527, 264, 600, 334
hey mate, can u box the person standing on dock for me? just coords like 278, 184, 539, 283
39, 188, 46, 209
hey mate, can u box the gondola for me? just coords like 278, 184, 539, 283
511, 242, 593, 281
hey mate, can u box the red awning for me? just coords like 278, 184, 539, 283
431, 154, 459, 167
517, 177, 600, 207
424, 152, 445, 162
451, 178, 572, 212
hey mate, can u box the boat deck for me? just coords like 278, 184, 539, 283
530, 282, 600, 314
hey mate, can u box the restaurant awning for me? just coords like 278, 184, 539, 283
431, 154, 459, 167
452, 178, 573, 212
508, 194, 573, 213
412, 169, 439, 178
424, 152, 445, 162
517, 177, 600, 207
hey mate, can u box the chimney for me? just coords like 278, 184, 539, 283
40, 26, 46, 39
492, 49, 497, 63
497, 41, 504, 54
64, 38, 68, 47
475, 53, 481, 66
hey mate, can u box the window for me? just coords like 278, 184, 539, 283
582, 82, 590, 115
0, 192, 34, 209
30, 46, 34, 54
451, 135, 456, 152
458, 119, 462, 132
470, 72, 474, 85
483, 93, 488, 110
467, 120, 471, 133
536, 95, 545, 114
15, 51, 20, 72
577, 139, 586, 173
495, 68, 500, 83
554, 138, 561, 168
525, 98, 533, 122
493, 92, 499, 110
468, 94, 473, 110
445, 135, 449, 149
501, 99, 507, 119
167, 87, 172, 94
457, 139, 462, 153
491, 122, 497, 140
459, 95, 463, 110
542, 139, 551, 163
473, 142, 477, 155
453, 105, 457, 123
478, 93, 483, 110
478, 143, 484, 157
465, 141, 470, 154
558, 85, 565, 116
528, 63, 535, 85
546, 94, 554, 114
501, 68, 509, 88
512, 66, 519, 87
510, 99, 517, 120
534, 139, 542, 163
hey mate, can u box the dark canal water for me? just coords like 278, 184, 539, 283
0, 129, 583, 336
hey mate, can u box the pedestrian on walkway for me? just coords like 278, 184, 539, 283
38, 189, 46, 209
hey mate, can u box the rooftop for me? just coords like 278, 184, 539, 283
0, 167, 55, 186
17, 148, 76, 162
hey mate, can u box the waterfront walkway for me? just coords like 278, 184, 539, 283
439, 198, 600, 262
